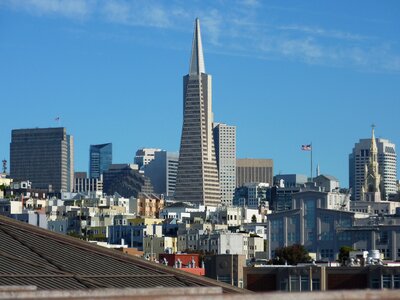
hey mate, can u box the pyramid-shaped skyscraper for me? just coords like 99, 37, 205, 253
174, 18, 221, 206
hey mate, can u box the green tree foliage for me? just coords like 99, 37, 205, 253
251, 214, 257, 223
338, 246, 354, 265
273, 244, 311, 265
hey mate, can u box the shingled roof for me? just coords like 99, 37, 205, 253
0, 215, 245, 293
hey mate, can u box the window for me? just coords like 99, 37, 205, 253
290, 275, 300, 291
301, 276, 310, 291
394, 275, 400, 288
383, 275, 392, 288
371, 278, 380, 289
312, 278, 320, 291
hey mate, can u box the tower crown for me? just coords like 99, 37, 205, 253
189, 18, 205, 75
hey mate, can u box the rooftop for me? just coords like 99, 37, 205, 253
0, 215, 245, 293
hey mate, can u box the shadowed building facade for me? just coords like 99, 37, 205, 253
10, 127, 74, 193
175, 19, 220, 206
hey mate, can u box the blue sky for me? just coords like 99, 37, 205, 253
0, 0, 399, 188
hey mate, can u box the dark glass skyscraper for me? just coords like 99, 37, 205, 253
10, 127, 74, 192
89, 143, 112, 179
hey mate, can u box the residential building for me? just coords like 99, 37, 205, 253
89, 143, 112, 179
175, 18, 221, 206
213, 123, 236, 206
10, 127, 74, 192
236, 159, 273, 187
349, 127, 397, 200
134, 148, 161, 169
143, 236, 177, 260
233, 182, 269, 209
158, 253, 205, 275
143, 150, 179, 198
131, 193, 165, 218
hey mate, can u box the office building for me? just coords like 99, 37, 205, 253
349, 127, 397, 201
143, 150, 179, 198
10, 127, 74, 192
89, 143, 112, 179
175, 18, 220, 206
103, 164, 153, 198
268, 188, 352, 261
214, 123, 236, 206
74, 174, 103, 197
236, 159, 273, 187
274, 174, 307, 188
134, 148, 161, 169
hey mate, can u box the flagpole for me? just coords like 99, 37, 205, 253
310, 142, 313, 182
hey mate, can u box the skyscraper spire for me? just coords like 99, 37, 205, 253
362, 124, 381, 201
189, 18, 205, 75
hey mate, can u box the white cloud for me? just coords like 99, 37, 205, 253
4, 0, 93, 19
202, 10, 222, 46
2, 0, 399, 73
102, 1, 172, 28
278, 24, 370, 41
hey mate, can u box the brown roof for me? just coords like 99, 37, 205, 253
0, 215, 246, 293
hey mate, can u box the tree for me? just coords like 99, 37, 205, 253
251, 214, 257, 223
338, 246, 354, 265
272, 244, 311, 265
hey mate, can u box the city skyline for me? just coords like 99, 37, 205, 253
1, 1, 399, 187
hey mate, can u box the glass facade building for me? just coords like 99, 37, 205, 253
89, 143, 112, 179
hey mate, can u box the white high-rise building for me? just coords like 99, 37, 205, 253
349, 128, 397, 201
143, 151, 179, 198
134, 148, 161, 169
175, 18, 220, 206
214, 123, 236, 206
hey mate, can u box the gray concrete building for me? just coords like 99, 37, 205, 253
274, 174, 307, 188
175, 18, 220, 206
268, 188, 352, 261
213, 123, 236, 206
236, 159, 273, 187
10, 127, 74, 192
143, 150, 179, 198
349, 127, 397, 201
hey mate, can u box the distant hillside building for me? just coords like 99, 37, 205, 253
349, 127, 397, 200
236, 159, 273, 187
10, 127, 74, 193
89, 143, 112, 179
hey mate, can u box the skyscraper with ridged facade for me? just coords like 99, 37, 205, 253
174, 18, 221, 206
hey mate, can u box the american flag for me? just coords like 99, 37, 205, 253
301, 144, 312, 151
